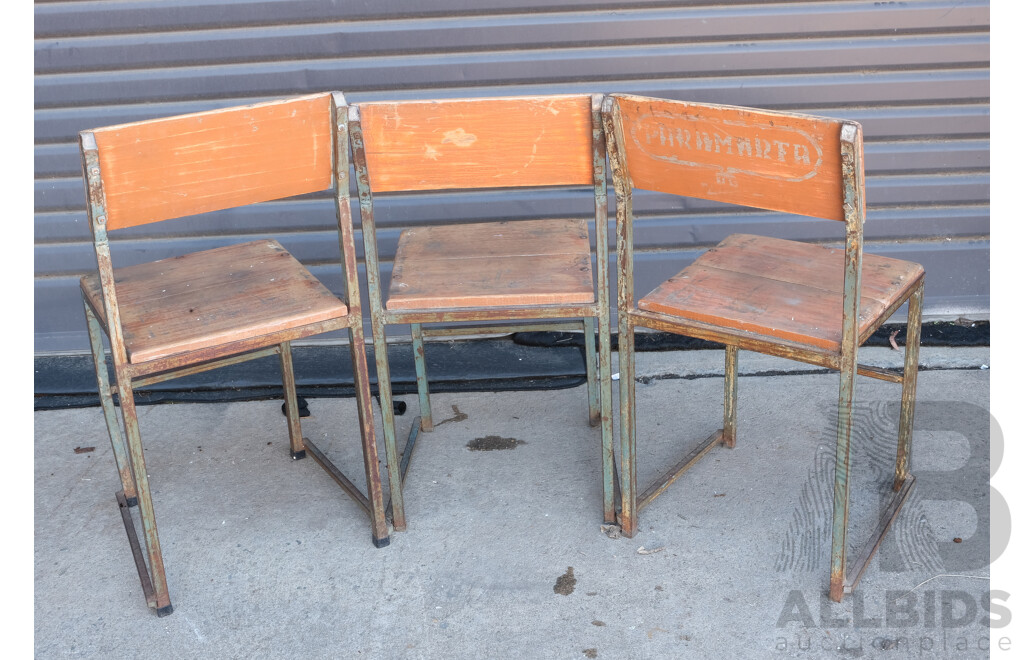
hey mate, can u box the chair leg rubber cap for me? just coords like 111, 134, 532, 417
125, 496, 139, 508
372, 536, 391, 549
281, 398, 310, 418
156, 604, 174, 617
291, 450, 306, 460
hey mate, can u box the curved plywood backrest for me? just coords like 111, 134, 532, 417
357, 95, 594, 193
89, 93, 334, 230
609, 94, 850, 222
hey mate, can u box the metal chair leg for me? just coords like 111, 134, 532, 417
584, 317, 601, 427
279, 341, 307, 460
83, 301, 138, 506
895, 284, 922, 490
723, 345, 738, 449
597, 311, 615, 524
829, 357, 857, 602
618, 317, 638, 538
371, 322, 407, 531
410, 323, 434, 432
826, 285, 922, 602
116, 374, 173, 615
348, 326, 391, 546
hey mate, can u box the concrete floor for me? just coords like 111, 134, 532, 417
34, 348, 992, 658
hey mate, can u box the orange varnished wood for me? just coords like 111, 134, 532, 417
92, 94, 333, 230
81, 240, 349, 363
638, 234, 924, 352
700, 234, 924, 306
612, 94, 847, 222
358, 95, 594, 192
386, 219, 595, 310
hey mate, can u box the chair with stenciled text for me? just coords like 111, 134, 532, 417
79, 92, 388, 616
348, 94, 615, 531
602, 94, 924, 601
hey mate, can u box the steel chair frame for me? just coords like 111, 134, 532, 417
80, 92, 389, 617
602, 94, 924, 602
348, 94, 616, 531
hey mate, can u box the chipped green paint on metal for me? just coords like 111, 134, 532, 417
603, 95, 639, 536
411, 323, 434, 431
591, 94, 616, 525
333, 93, 391, 544
83, 299, 137, 502
723, 346, 738, 448
279, 341, 305, 456
604, 97, 920, 604
350, 104, 408, 532
895, 282, 923, 490
829, 122, 867, 603
583, 316, 600, 427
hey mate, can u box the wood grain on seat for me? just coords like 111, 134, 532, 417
386, 218, 595, 310
81, 240, 348, 363
638, 234, 924, 353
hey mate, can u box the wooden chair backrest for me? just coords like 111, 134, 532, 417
86, 93, 334, 230
356, 95, 594, 192
608, 94, 849, 222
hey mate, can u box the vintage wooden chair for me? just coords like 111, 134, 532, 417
79, 92, 389, 617
602, 94, 925, 602
348, 94, 615, 530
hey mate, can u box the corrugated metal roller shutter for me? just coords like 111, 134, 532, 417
34, 0, 990, 353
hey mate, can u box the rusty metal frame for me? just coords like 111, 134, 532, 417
78, 92, 389, 617
408, 319, 599, 431
350, 94, 616, 530
602, 95, 923, 603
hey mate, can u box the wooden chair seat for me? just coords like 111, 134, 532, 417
638, 234, 924, 353
386, 218, 596, 310
81, 239, 349, 364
